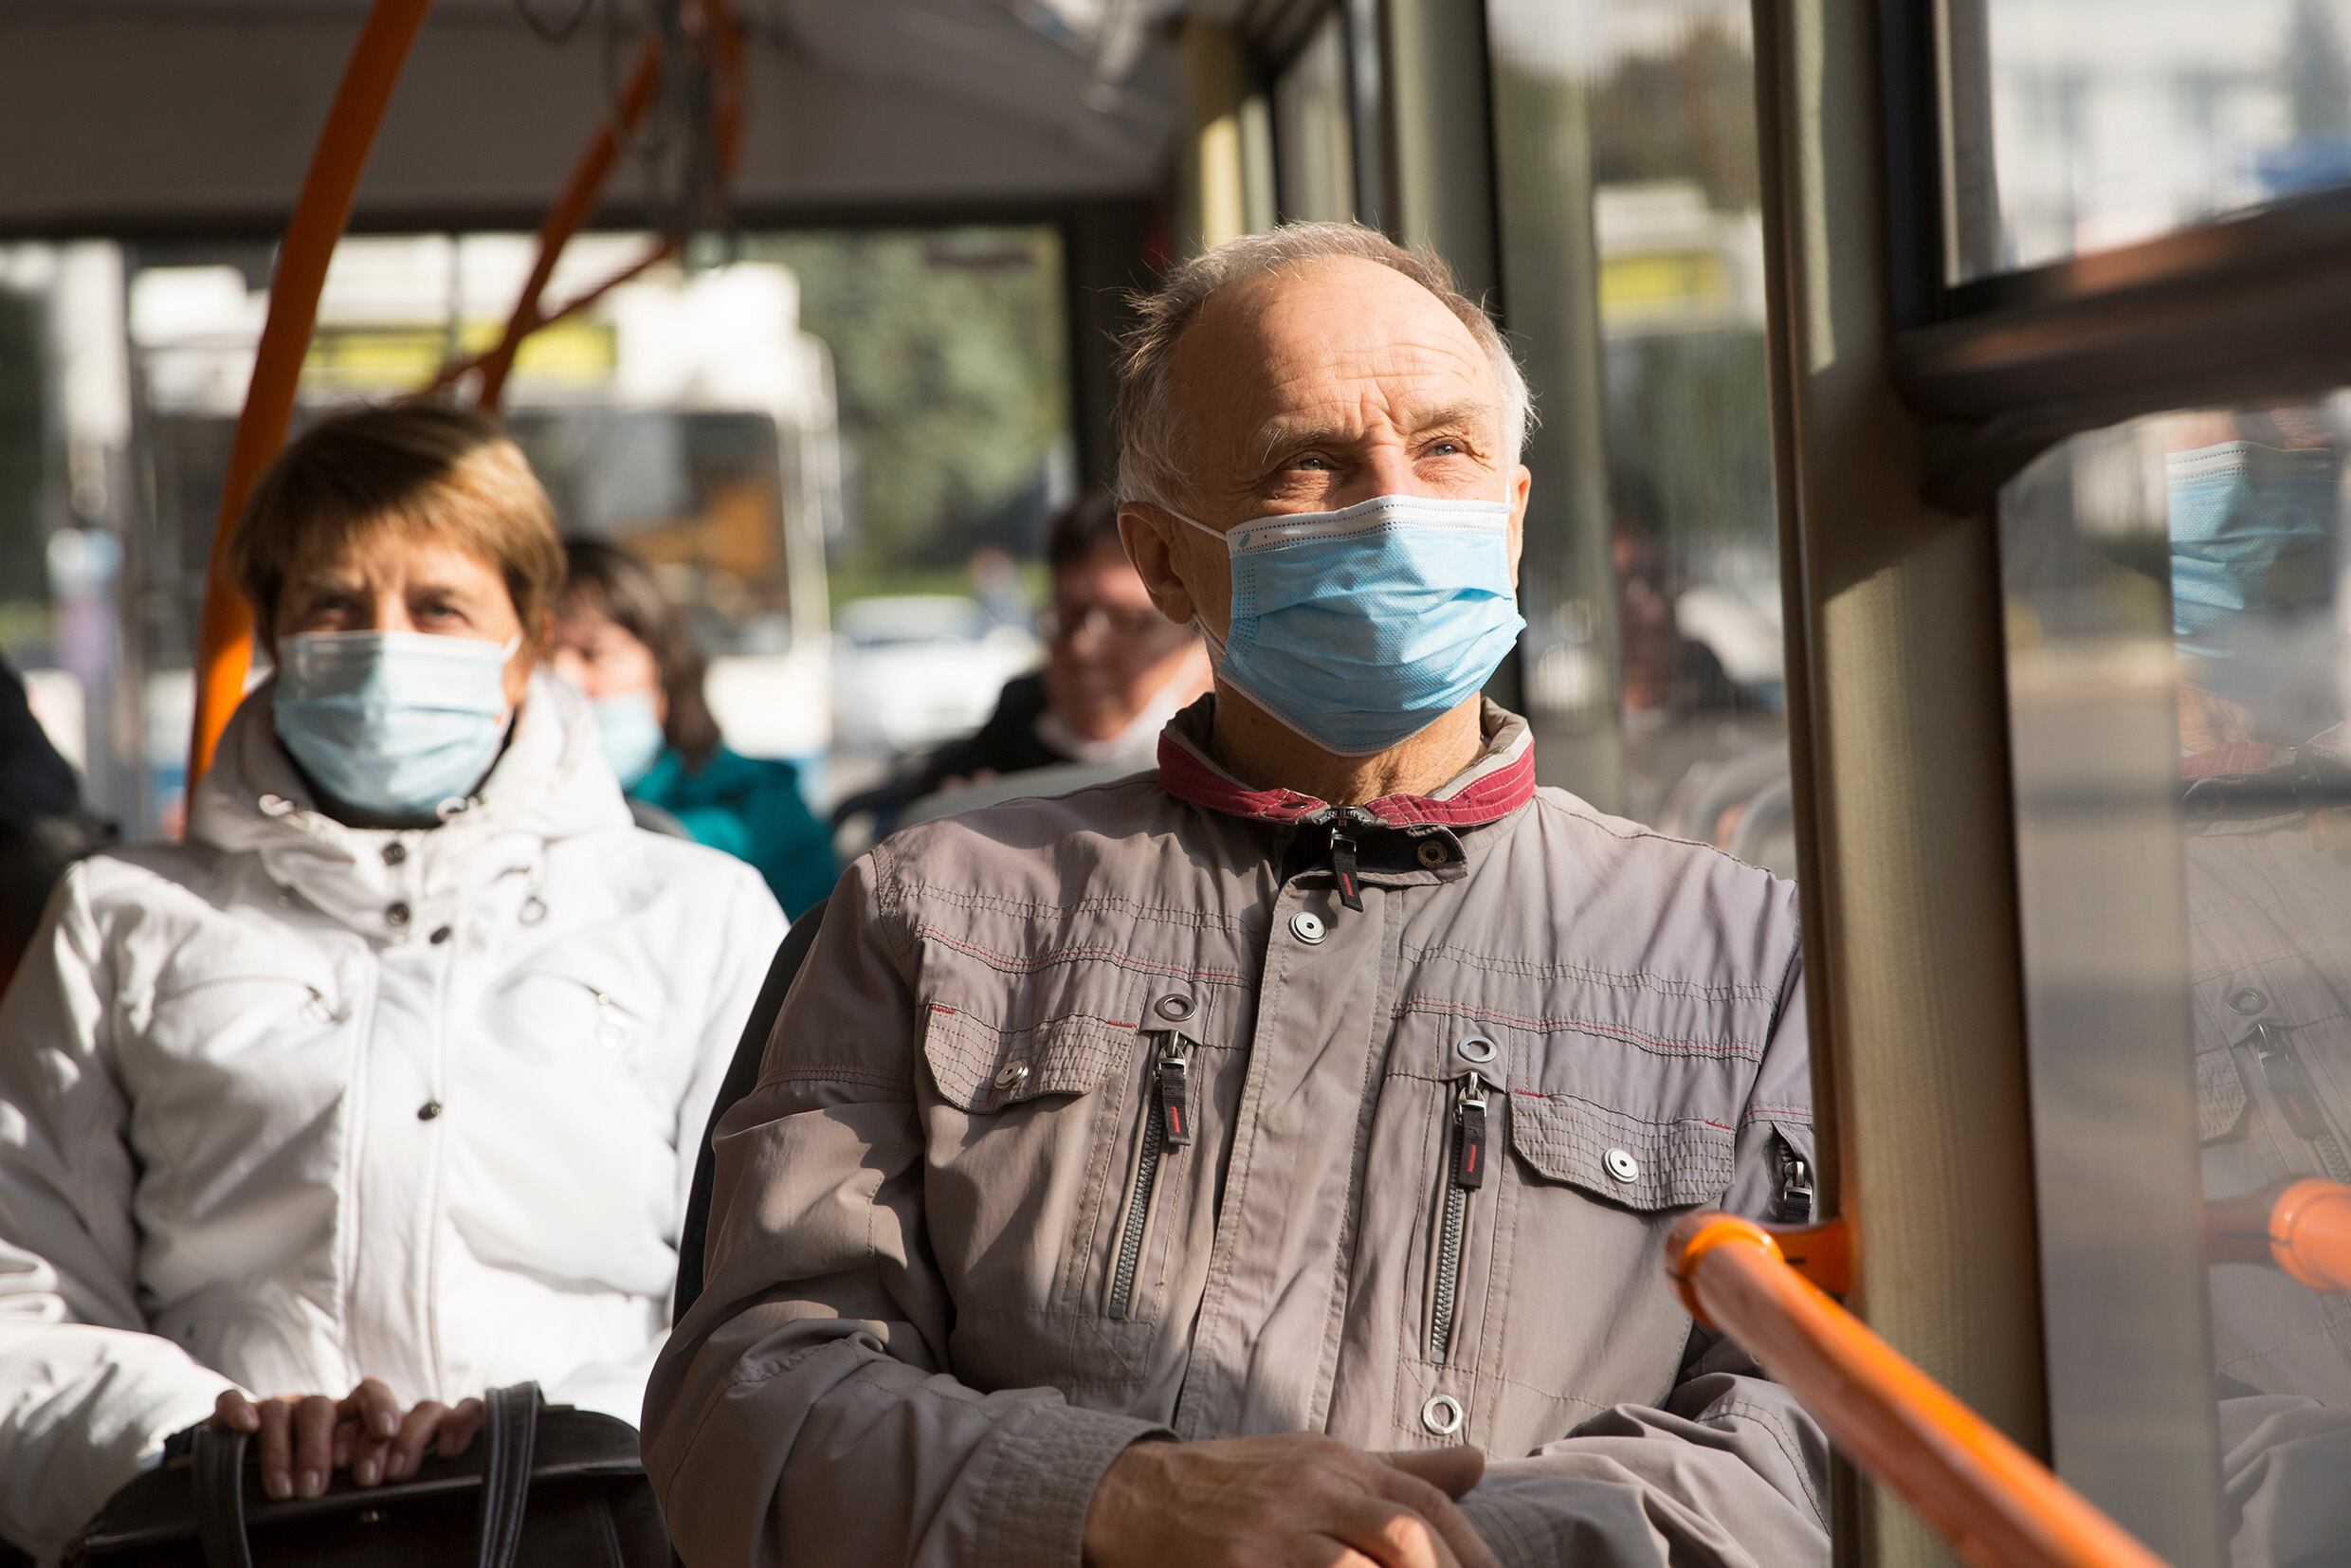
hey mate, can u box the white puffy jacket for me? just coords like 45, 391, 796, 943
0, 676, 785, 1559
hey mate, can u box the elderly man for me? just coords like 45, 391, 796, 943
645, 222, 1823, 1568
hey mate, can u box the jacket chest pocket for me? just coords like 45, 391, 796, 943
920, 979, 1245, 1391
1383, 1014, 1744, 1450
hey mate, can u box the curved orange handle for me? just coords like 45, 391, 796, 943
1668, 1213, 2165, 1568
187, 0, 437, 794
2208, 1177, 2351, 1292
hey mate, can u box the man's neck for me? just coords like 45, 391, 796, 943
1207, 689, 1487, 805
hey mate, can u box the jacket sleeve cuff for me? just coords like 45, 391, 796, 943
971, 1401, 1169, 1568
1454, 1481, 1567, 1568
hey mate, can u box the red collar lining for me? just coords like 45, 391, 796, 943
1156, 728, 1537, 830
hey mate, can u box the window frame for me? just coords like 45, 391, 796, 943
1880, 0, 2351, 511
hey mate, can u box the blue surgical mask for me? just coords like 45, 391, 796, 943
1179, 493, 1524, 756
593, 690, 667, 789
272, 630, 518, 819
2167, 440, 2338, 701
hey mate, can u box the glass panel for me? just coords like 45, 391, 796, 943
1999, 396, 2351, 1560
1487, 0, 1792, 868
1951, 0, 2351, 282
1273, 12, 1357, 223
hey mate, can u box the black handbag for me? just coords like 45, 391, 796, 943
64, 1385, 669, 1567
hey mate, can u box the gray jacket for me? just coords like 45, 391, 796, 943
646, 701, 1826, 1567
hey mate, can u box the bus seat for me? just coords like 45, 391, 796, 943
673, 896, 828, 1326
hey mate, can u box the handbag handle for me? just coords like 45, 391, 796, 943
190, 1384, 543, 1568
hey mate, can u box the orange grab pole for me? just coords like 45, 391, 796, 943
2207, 1177, 2351, 1293
1667, 1213, 2166, 1568
187, 0, 437, 793
416, 237, 680, 397
470, 31, 663, 409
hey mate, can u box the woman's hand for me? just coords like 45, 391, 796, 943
211, 1379, 485, 1500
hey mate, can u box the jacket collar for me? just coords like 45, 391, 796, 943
1156, 697, 1537, 829
190, 674, 631, 932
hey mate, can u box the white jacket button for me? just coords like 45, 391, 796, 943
1289, 912, 1326, 945
1604, 1148, 1640, 1184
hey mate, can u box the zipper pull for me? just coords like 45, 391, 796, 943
2251, 1022, 2329, 1140
1452, 1071, 1487, 1189
1156, 1033, 1194, 1148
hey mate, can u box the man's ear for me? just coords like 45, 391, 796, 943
1119, 504, 1199, 627
1505, 464, 1532, 585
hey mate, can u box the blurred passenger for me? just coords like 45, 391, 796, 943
0, 658, 113, 993
648, 223, 1820, 1568
0, 405, 782, 1561
1611, 466, 1749, 723
552, 538, 837, 921
834, 492, 1210, 833
2162, 409, 2351, 1563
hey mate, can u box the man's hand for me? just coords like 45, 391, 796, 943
211, 1380, 484, 1500
1081, 1433, 1500, 1568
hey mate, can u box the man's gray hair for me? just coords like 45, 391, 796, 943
1112, 222, 1532, 512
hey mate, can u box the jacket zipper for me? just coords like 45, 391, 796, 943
1108, 1030, 1194, 1320
1428, 1070, 1487, 1366
2249, 1021, 2351, 1183
1307, 806, 1376, 912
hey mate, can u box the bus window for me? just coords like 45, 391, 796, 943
1487, 0, 1790, 869
1950, 0, 2351, 281
1999, 395, 2351, 1561
1272, 11, 1356, 224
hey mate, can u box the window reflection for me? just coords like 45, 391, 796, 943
2000, 397, 2351, 1560
1954, 0, 2351, 281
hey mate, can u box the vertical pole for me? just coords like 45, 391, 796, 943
186, 0, 436, 793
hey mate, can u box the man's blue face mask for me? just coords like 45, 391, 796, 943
272, 630, 518, 819
1176, 493, 1525, 757
2167, 440, 2339, 702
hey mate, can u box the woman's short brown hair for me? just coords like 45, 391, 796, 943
228, 402, 565, 656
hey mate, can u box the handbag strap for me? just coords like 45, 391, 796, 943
185, 1384, 544, 1568
191, 1425, 254, 1568
475, 1383, 541, 1568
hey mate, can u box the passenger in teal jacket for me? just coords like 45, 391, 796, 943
553, 538, 837, 920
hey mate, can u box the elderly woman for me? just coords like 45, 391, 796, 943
0, 404, 782, 1561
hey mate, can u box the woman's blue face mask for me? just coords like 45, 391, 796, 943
1176, 493, 1524, 757
271, 630, 518, 819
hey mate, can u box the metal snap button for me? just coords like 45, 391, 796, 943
1456, 1033, 1498, 1066
1415, 840, 1449, 868
2228, 987, 2269, 1015
993, 1061, 1031, 1090
1604, 1148, 1640, 1184
385, 902, 411, 928
428, 926, 452, 945
1290, 911, 1327, 945
1420, 1394, 1465, 1437
519, 897, 546, 925
417, 1101, 444, 1121
1156, 994, 1196, 1022
381, 842, 407, 866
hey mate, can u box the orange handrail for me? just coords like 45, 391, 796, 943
2207, 1177, 2351, 1292
469, 31, 664, 409
186, 0, 437, 793
1668, 1213, 2166, 1568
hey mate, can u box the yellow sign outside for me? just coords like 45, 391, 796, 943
301, 319, 619, 392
